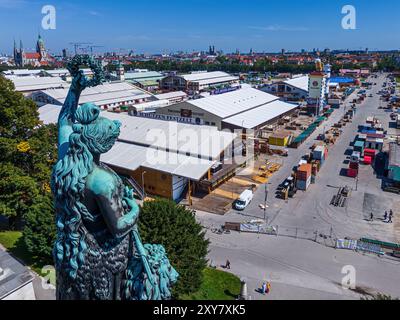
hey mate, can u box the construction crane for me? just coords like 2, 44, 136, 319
69, 42, 92, 55
87, 45, 104, 55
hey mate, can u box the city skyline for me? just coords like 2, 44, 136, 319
0, 0, 399, 55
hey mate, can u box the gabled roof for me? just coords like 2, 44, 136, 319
181, 71, 238, 82
283, 75, 309, 92
222, 100, 299, 129
186, 87, 279, 119
24, 53, 40, 59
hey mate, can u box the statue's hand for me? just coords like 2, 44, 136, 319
71, 71, 88, 92
123, 196, 139, 212
124, 186, 134, 200
121, 196, 139, 226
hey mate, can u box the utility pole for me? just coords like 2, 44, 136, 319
264, 184, 268, 223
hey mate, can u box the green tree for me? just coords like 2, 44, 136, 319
23, 195, 56, 262
0, 163, 39, 229
0, 76, 39, 139
0, 75, 57, 235
139, 198, 209, 298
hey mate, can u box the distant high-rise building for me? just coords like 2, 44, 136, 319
62, 49, 68, 59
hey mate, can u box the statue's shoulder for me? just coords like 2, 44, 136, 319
86, 166, 119, 197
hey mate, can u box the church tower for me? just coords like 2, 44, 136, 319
116, 62, 125, 81
36, 34, 48, 61
13, 39, 24, 67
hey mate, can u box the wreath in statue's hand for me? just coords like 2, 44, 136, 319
67, 54, 105, 90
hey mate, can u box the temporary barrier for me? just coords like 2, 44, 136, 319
336, 239, 358, 250
356, 241, 384, 255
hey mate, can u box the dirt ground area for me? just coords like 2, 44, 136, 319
260, 113, 316, 142
191, 155, 283, 214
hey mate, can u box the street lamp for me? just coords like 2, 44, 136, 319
142, 171, 147, 194
264, 183, 269, 223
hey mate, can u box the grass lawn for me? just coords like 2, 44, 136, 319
0, 231, 47, 275
181, 267, 241, 300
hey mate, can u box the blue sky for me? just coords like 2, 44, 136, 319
1, 0, 399, 55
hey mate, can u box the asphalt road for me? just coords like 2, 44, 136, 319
197, 73, 400, 300
230, 73, 399, 243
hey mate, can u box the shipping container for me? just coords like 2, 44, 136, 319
313, 145, 325, 160
297, 164, 312, 181
297, 176, 311, 190
354, 140, 365, 154
351, 151, 361, 163
364, 156, 372, 165
349, 162, 359, 170
347, 168, 358, 178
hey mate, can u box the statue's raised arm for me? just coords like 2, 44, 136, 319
52, 55, 178, 301
57, 55, 104, 159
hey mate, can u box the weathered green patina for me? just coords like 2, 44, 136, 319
51, 55, 178, 300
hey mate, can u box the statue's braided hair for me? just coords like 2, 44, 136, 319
52, 103, 120, 279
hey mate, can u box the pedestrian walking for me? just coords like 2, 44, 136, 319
384, 211, 388, 222
261, 282, 267, 295
226, 259, 231, 269
370, 212, 374, 221
389, 210, 393, 224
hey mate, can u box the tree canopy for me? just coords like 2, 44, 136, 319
139, 198, 209, 298
0, 75, 57, 260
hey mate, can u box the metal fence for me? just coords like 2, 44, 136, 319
273, 225, 337, 247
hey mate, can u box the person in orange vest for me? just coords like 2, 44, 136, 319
266, 281, 271, 294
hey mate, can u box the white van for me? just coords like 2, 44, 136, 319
234, 189, 254, 211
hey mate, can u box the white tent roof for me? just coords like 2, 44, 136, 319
182, 71, 235, 82
9, 76, 67, 92
38, 104, 236, 160
222, 100, 299, 129
187, 87, 279, 118
284, 75, 309, 92
155, 91, 188, 100
39, 82, 151, 106
102, 141, 214, 181
104, 111, 236, 160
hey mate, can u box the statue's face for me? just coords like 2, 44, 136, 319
84, 117, 121, 154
